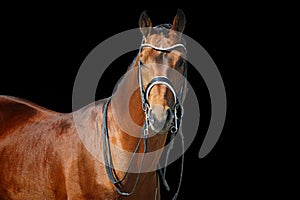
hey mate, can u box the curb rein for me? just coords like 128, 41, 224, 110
101, 40, 187, 199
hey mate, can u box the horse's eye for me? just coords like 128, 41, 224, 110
176, 59, 185, 69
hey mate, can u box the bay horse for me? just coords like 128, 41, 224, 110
0, 9, 187, 200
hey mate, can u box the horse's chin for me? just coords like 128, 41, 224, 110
149, 122, 171, 135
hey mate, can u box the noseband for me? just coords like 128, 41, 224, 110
101, 40, 187, 200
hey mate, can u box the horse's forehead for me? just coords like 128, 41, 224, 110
146, 32, 181, 47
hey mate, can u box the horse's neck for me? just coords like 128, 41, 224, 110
110, 65, 145, 137
106, 65, 168, 176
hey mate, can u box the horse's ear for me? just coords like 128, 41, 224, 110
172, 9, 186, 33
139, 11, 152, 38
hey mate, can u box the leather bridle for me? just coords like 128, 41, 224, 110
101, 39, 187, 200
138, 42, 187, 136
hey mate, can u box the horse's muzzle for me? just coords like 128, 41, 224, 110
149, 104, 173, 134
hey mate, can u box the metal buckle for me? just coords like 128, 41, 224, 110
170, 126, 178, 134
169, 103, 184, 134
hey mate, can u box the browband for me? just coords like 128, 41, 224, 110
141, 43, 187, 53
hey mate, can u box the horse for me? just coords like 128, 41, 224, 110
0, 9, 187, 200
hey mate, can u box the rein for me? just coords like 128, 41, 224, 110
101, 41, 187, 199
101, 97, 148, 196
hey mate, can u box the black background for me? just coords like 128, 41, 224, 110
0, 2, 288, 199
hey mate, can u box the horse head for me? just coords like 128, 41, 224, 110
137, 9, 187, 134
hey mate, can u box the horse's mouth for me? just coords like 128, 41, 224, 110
149, 122, 172, 134
148, 108, 173, 134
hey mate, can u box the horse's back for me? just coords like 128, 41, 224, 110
0, 96, 116, 199
0, 95, 57, 138
0, 96, 73, 199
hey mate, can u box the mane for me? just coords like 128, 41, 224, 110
152, 23, 172, 37
152, 23, 186, 46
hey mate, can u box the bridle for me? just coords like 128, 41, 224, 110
138, 42, 187, 136
100, 39, 187, 200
